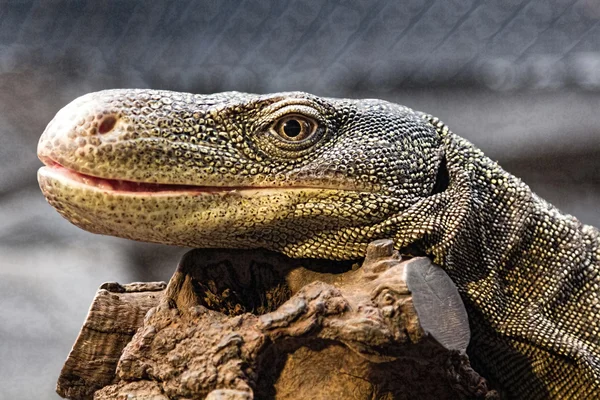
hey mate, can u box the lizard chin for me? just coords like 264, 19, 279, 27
37, 164, 366, 257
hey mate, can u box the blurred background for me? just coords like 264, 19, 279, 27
1, 0, 599, 398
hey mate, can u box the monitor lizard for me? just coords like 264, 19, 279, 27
37, 89, 600, 399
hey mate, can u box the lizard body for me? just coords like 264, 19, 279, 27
38, 90, 600, 398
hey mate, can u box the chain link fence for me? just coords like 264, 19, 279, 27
1, 1, 599, 398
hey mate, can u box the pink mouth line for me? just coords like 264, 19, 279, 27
41, 162, 249, 194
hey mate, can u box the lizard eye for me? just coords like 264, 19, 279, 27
271, 115, 317, 142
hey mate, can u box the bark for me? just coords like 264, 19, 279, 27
58, 240, 497, 400
57, 282, 167, 399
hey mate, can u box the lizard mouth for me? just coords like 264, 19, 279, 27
38, 162, 251, 195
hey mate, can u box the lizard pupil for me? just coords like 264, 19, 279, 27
283, 119, 302, 137
270, 114, 318, 144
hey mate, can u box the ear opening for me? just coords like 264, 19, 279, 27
431, 154, 449, 195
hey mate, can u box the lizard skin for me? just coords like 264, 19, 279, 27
37, 89, 600, 399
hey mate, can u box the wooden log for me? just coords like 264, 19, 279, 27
58, 241, 496, 399
56, 281, 166, 400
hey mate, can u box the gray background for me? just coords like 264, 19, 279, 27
1, 0, 599, 398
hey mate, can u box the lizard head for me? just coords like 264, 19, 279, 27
38, 89, 446, 259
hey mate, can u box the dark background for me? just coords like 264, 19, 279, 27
1, 1, 599, 398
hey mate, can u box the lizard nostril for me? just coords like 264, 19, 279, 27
98, 116, 117, 134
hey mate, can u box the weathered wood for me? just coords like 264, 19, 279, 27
56, 281, 166, 400
58, 242, 496, 399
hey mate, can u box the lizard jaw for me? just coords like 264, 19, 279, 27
36, 163, 349, 253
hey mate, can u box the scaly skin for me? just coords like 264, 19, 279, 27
38, 89, 600, 398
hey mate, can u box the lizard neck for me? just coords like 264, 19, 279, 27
417, 131, 600, 398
